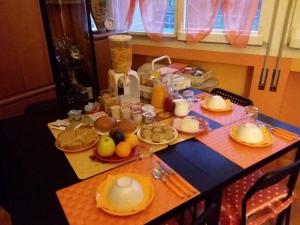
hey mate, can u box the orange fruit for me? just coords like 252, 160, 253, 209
115, 141, 132, 158
125, 133, 139, 148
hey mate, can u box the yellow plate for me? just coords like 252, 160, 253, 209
95, 173, 155, 216
55, 137, 99, 153
229, 125, 274, 147
201, 99, 233, 112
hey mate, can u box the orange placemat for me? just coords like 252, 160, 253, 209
192, 100, 246, 126
56, 155, 200, 225
47, 123, 167, 180
195, 121, 299, 169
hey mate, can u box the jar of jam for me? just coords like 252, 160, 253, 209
163, 91, 182, 113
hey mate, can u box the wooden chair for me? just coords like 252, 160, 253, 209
220, 159, 300, 225
210, 88, 253, 107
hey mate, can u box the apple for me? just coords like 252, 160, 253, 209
97, 135, 115, 157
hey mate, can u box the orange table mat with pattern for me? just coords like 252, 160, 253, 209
192, 93, 246, 125
47, 123, 167, 180
56, 155, 200, 225
195, 121, 299, 169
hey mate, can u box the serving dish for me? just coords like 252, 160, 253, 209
137, 126, 178, 145
55, 137, 99, 153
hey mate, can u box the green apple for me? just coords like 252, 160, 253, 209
97, 135, 115, 157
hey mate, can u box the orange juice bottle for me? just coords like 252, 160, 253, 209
151, 81, 167, 109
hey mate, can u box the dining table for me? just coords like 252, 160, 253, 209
1, 90, 300, 225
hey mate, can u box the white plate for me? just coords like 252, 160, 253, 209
137, 126, 178, 145
172, 117, 209, 135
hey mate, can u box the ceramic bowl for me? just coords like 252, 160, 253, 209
107, 176, 144, 210
180, 116, 200, 133
236, 123, 263, 144
206, 95, 227, 109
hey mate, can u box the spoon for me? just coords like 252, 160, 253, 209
152, 167, 185, 199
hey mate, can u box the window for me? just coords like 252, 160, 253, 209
129, 0, 267, 45
212, 1, 262, 31
289, 0, 300, 48
176, 0, 266, 45
129, 0, 176, 35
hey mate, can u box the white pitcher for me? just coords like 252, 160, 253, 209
173, 99, 192, 117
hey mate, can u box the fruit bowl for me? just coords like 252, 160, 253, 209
91, 148, 137, 163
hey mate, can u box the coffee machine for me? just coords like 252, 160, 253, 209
108, 69, 140, 104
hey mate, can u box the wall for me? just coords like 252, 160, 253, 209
0, 0, 56, 119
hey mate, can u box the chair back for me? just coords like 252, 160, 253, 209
191, 203, 218, 225
25, 95, 88, 115
241, 159, 300, 225
210, 88, 253, 106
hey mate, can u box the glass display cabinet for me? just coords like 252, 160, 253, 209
39, 0, 99, 100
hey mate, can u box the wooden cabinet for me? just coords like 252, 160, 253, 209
0, 0, 56, 119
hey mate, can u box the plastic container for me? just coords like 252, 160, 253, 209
108, 35, 132, 74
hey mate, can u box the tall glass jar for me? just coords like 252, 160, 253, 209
108, 35, 132, 74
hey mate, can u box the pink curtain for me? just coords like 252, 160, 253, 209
186, 0, 221, 43
223, 0, 260, 47
109, 0, 136, 31
139, 0, 169, 41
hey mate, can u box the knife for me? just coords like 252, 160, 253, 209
158, 160, 197, 194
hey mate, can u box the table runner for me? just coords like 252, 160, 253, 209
56, 155, 200, 225
48, 123, 167, 180
192, 93, 246, 126
195, 121, 299, 169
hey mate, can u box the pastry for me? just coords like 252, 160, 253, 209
164, 130, 175, 140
